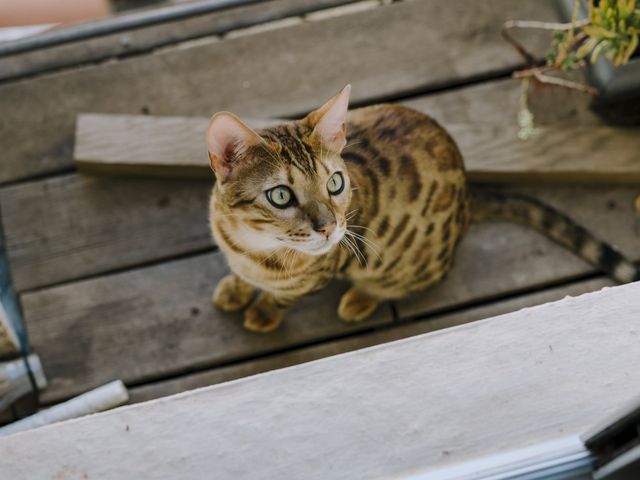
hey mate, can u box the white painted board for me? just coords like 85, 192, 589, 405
0, 283, 639, 479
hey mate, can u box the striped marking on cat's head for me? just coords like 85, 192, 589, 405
208, 86, 354, 256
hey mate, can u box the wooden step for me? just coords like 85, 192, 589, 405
0, 0, 556, 183
73, 112, 640, 184
21, 183, 640, 403
127, 275, 614, 404
4, 282, 640, 478
0, 0, 360, 82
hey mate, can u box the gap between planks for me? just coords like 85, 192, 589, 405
0, 0, 367, 84
5, 282, 640, 480
126, 274, 615, 405
22, 187, 640, 405
7, 75, 625, 293
0, 0, 558, 183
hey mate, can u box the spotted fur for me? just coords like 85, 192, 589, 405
207, 86, 637, 332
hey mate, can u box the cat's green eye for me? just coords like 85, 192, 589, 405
266, 186, 295, 209
327, 172, 344, 195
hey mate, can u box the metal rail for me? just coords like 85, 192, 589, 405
0, 0, 266, 58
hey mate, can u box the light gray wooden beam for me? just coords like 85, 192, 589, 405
2, 282, 639, 479
74, 114, 281, 178
73, 112, 640, 184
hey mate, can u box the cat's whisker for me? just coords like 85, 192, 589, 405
342, 233, 366, 267
277, 248, 293, 280
344, 139, 363, 149
283, 246, 298, 280
339, 237, 362, 267
256, 248, 284, 269
345, 209, 360, 221
347, 223, 376, 235
345, 230, 381, 261
287, 250, 299, 280
347, 232, 381, 259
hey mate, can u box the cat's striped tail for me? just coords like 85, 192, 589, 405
469, 188, 640, 284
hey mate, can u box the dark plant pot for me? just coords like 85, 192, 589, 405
556, 0, 640, 124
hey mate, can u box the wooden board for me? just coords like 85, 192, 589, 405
0, 0, 358, 82
21, 252, 394, 404
0, 174, 214, 292
4, 76, 640, 292
129, 275, 613, 404
21, 184, 640, 403
3, 174, 638, 296
74, 113, 640, 184
74, 114, 282, 178
4, 282, 640, 479
0, 78, 533, 291
0, 0, 556, 183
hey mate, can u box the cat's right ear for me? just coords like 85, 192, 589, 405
303, 84, 351, 153
206, 112, 262, 179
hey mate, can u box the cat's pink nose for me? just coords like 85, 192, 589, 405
316, 222, 336, 238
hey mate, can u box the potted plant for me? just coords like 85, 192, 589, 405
503, 0, 640, 137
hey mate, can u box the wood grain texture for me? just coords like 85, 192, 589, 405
0, 0, 556, 183
20, 184, 640, 403
0, 174, 214, 292
129, 276, 613, 404
74, 112, 640, 183
4, 77, 640, 292
0, 0, 358, 82
3, 175, 638, 295
21, 252, 394, 404
74, 114, 281, 178
450, 123, 640, 184
3, 283, 640, 479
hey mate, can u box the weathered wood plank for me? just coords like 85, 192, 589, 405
3, 176, 638, 296
21, 183, 640, 403
21, 252, 394, 404
0, 0, 556, 183
0, 0, 358, 82
4, 76, 640, 292
74, 112, 640, 184
4, 283, 640, 479
403, 76, 605, 127
449, 124, 640, 184
0, 175, 214, 292
74, 114, 281, 178
129, 276, 613, 404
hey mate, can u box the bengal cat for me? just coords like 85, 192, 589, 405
207, 85, 639, 332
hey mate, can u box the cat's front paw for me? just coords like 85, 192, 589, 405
338, 287, 379, 322
213, 274, 255, 312
244, 295, 286, 333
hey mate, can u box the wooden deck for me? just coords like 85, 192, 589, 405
0, 0, 639, 414
2, 283, 640, 478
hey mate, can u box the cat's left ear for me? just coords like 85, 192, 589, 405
303, 84, 351, 152
206, 112, 263, 179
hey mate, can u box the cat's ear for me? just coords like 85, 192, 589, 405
206, 112, 262, 179
304, 84, 351, 152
